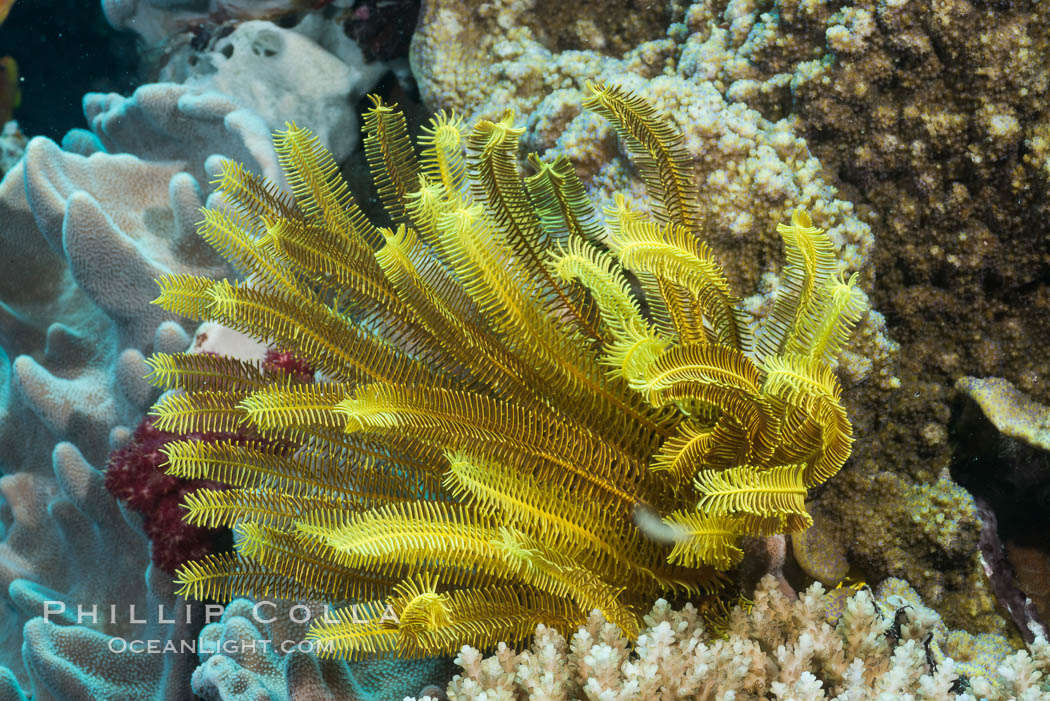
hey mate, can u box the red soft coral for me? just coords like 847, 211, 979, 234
104, 348, 313, 573
263, 347, 314, 382
104, 417, 234, 573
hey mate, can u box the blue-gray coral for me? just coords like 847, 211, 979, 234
192, 599, 451, 701
0, 12, 395, 698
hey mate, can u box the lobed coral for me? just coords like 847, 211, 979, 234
2, 442, 199, 700
0, 77, 257, 694
191, 598, 453, 700
420, 574, 1050, 701
0, 4, 455, 693
0, 17, 375, 696
0, 3, 440, 696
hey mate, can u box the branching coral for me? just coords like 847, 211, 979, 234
422, 575, 1050, 701
147, 81, 864, 659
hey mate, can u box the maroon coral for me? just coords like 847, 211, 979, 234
104, 417, 234, 573
263, 348, 314, 382
104, 348, 313, 573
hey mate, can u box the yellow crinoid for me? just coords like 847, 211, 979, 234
147, 82, 865, 659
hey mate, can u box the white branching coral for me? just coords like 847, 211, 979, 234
406, 575, 1050, 701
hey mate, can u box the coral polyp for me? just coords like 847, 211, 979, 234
148, 81, 865, 659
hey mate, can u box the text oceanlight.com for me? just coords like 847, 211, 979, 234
108, 638, 336, 654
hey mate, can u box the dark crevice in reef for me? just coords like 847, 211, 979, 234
949, 391, 1050, 640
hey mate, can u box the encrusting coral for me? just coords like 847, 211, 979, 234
146, 81, 866, 659
955, 377, 1050, 453
416, 575, 1050, 701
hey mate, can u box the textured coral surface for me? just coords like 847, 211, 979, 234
0, 4, 400, 694
424, 575, 1050, 700
409, 0, 1050, 635
1, 0, 1048, 695
192, 599, 453, 701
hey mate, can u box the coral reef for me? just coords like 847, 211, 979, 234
955, 376, 1050, 453
953, 376, 1050, 638
789, 503, 849, 587
75, 81, 283, 192
0, 0, 1045, 696
739, 0, 1050, 403
0, 80, 252, 689
102, 0, 331, 45
104, 348, 318, 574
0, 0, 433, 693
156, 19, 386, 165
411, 5, 891, 387
153, 80, 865, 658
422, 574, 1050, 701
815, 461, 1006, 635
408, 0, 1050, 636
0, 21, 303, 696
1, 442, 199, 700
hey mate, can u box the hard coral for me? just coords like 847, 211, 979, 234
191, 598, 453, 701
0, 64, 272, 692
0, 443, 200, 699
427, 575, 1050, 701
410, 2, 894, 393
407, 0, 1050, 638
757, 0, 1050, 406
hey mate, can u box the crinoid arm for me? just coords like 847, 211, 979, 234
156, 82, 865, 660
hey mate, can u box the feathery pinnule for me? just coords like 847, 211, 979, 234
148, 81, 865, 659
